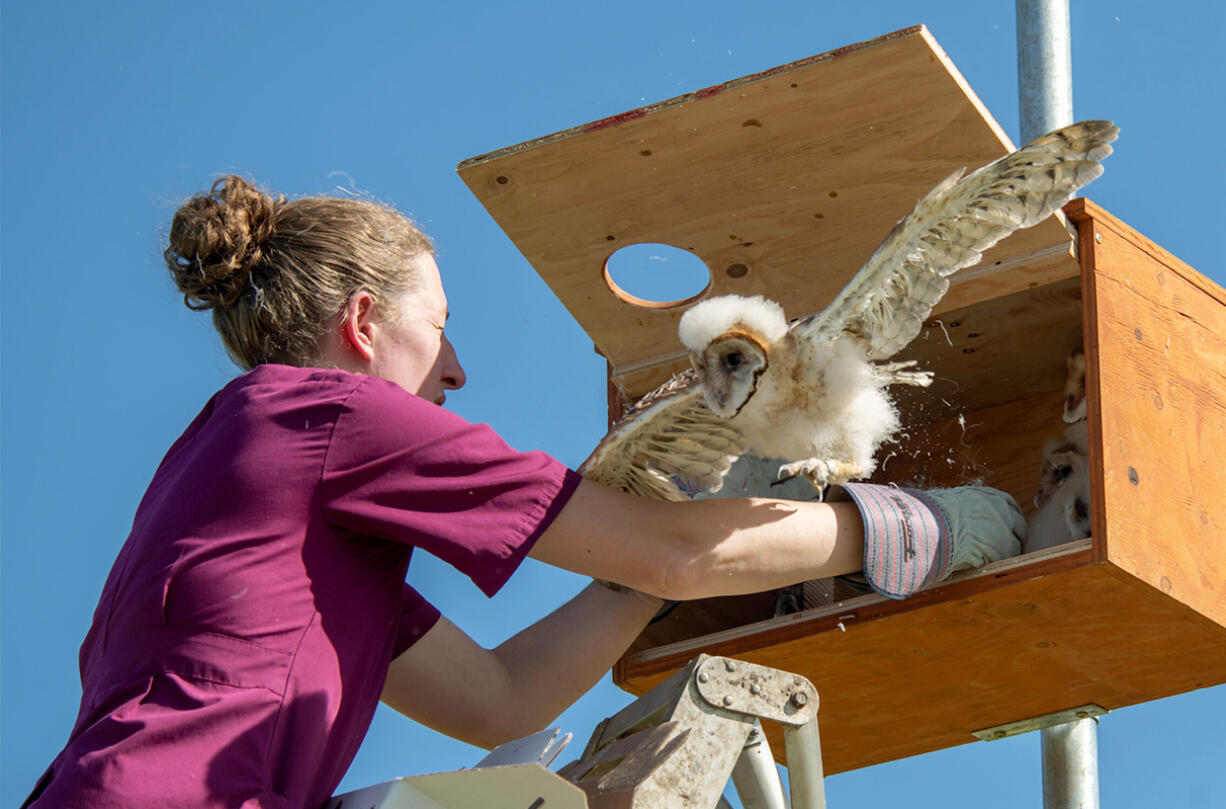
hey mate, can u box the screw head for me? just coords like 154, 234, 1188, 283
749, 684, 761, 696
724, 660, 736, 672
698, 672, 709, 684
723, 695, 734, 706
791, 691, 808, 707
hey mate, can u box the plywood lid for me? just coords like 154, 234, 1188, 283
459, 25, 1079, 399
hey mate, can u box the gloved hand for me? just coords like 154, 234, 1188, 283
922, 486, 1026, 572
832, 483, 1026, 599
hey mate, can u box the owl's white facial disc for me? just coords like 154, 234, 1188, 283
693, 332, 769, 418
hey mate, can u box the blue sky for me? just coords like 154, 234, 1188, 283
3, 2, 1223, 807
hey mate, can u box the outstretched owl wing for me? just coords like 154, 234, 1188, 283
791, 120, 1118, 359
579, 370, 745, 501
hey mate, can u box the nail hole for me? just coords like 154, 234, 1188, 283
495, 175, 509, 185
828, 190, 838, 198
1128, 467, 1139, 485
640, 149, 653, 156
726, 263, 749, 278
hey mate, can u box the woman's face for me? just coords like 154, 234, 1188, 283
370, 254, 466, 405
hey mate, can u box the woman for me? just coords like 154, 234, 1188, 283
24, 176, 1022, 809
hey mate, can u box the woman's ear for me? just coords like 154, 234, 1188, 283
339, 290, 378, 363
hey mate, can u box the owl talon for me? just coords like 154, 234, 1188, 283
775, 459, 834, 495
876, 361, 933, 387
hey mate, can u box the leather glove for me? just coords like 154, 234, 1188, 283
922, 486, 1026, 572
833, 483, 1025, 599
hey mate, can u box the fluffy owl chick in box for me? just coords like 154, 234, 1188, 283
582, 121, 1117, 501
1027, 347, 1093, 552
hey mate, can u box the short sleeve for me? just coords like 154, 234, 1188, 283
394, 585, 441, 657
321, 377, 582, 596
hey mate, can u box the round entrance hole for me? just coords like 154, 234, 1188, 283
603, 243, 712, 308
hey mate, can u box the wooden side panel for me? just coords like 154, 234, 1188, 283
619, 562, 1226, 774
1074, 200, 1226, 630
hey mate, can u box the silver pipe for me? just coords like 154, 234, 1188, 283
1041, 718, 1101, 809
782, 720, 827, 809
731, 723, 788, 809
1016, 0, 1074, 144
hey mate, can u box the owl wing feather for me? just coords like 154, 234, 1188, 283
579, 370, 746, 501
792, 120, 1118, 359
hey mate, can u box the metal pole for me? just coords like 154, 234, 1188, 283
731, 723, 788, 809
782, 719, 827, 809
1041, 718, 1100, 809
1016, 0, 1074, 144
1017, 6, 1100, 802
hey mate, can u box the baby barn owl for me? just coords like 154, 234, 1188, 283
678, 294, 927, 489
581, 121, 1117, 501
1027, 347, 1093, 552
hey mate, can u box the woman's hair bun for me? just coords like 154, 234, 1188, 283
164, 175, 283, 311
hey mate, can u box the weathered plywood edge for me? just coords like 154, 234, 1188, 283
457, 25, 930, 172
617, 540, 1095, 681
1067, 198, 1222, 305
916, 26, 1016, 153
1072, 199, 1111, 567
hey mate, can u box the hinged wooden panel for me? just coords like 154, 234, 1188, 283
458, 25, 1080, 400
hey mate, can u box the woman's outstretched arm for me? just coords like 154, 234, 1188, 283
381, 480, 866, 747
529, 478, 866, 600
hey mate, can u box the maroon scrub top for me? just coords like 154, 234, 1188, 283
25, 364, 581, 808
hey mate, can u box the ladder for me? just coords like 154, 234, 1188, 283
326, 654, 826, 809
559, 654, 825, 809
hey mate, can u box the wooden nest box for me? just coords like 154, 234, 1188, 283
459, 26, 1226, 774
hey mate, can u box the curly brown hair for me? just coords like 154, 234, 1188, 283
164, 175, 434, 369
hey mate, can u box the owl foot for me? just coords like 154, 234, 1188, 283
875, 360, 933, 387
776, 459, 830, 493
776, 458, 864, 495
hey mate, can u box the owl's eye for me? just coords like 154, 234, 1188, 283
724, 351, 744, 370
1054, 464, 1073, 483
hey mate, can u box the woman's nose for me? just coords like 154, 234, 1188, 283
441, 337, 466, 390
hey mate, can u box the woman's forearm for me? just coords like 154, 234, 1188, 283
531, 480, 865, 600
490, 582, 663, 735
